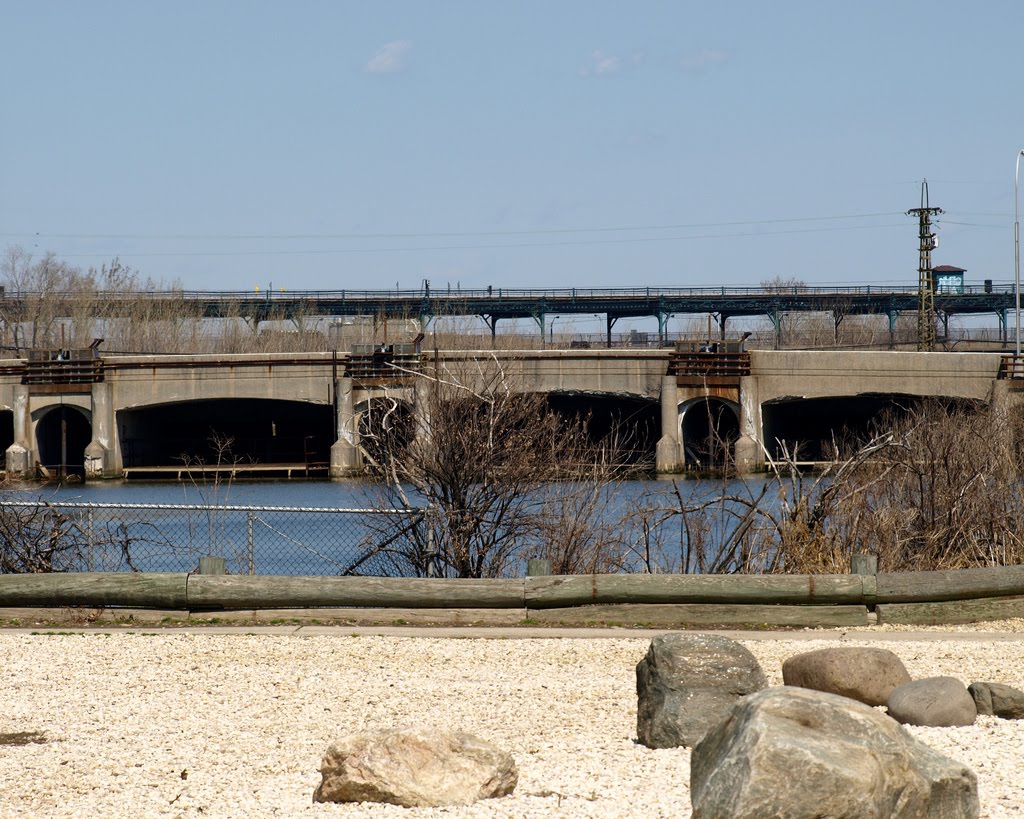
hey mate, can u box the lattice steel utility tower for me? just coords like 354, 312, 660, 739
907, 179, 943, 351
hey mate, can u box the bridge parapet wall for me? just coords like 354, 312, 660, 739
749, 350, 1002, 403
103, 352, 337, 409
475, 349, 669, 398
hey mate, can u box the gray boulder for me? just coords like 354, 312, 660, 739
968, 682, 1024, 719
636, 632, 767, 749
888, 677, 977, 727
782, 646, 911, 706
691, 686, 979, 819
313, 728, 518, 807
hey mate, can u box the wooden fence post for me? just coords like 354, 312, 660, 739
850, 554, 878, 576
527, 559, 552, 577
198, 556, 227, 575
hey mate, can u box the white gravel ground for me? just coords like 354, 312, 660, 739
1, 628, 1023, 818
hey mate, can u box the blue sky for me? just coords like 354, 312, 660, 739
2, 1, 1022, 300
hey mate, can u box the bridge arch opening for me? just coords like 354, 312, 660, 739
118, 399, 334, 470
760, 394, 981, 462
35, 405, 92, 479
0, 410, 13, 468
679, 397, 741, 470
545, 393, 660, 468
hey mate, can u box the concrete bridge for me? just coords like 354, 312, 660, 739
0, 348, 1014, 480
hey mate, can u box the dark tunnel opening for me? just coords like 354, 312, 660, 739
118, 399, 334, 469
680, 399, 740, 470
761, 394, 979, 461
0, 410, 13, 468
36, 406, 91, 478
545, 394, 660, 468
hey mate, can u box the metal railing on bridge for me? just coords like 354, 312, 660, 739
3, 281, 1016, 306
998, 355, 1024, 382
669, 342, 751, 386
344, 343, 423, 384
22, 349, 103, 393
108, 283, 1021, 300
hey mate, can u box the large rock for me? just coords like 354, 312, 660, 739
691, 686, 979, 819
782, 646, 911, 706
313, 728, 518, 807
636, 632, 766, 749
888, 677, 977, 727
968, 682, 1024, 719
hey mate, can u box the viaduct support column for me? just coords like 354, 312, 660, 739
5, 384, 31, 478
330, 377, 363, 477
84, 382, 118, 479
655, 375, 683, 474
733, 375, 763, 474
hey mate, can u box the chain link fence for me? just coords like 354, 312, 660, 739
0, 501, 427, 576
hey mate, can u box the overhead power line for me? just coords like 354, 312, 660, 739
939, 219, 1004, 229
0, 211, 904, 242
46, 222, 908, 260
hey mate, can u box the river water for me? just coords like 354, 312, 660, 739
7, 477, 769, 576
39, 475, 718, 508
42, 478, 383, 508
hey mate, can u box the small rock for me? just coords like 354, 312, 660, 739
888, 677, 977, 727
691, 686, 979, 819
313, 727, 518, 807
968, 682, 1024, 719
782, 646, 911, 706
636, 632, 766, 749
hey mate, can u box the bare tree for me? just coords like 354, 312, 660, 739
621, 398, 1024, 575
1, 247, 82, 350
760, 275, 808, 294
826, 401, 1024, 570
0, 247, 189, 353
0, 502, 86, 573
353, 357, 629, 577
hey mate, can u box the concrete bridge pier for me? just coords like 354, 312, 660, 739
655, 376, 683, 474
329, 377, 363, 478
5, 384, 31, 478
734, 375, 763, 474
84, 382, 117, 479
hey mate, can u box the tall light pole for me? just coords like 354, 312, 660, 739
1017, 150, 1024, 359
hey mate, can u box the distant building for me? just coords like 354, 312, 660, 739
931, 264, 966, 294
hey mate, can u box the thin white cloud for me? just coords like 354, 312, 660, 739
365, 40, 412, 74
581, 50, 623, 77
580, 47, 724, 78
681, 49, 727, 72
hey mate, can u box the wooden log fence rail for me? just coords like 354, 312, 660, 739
3, 563, 1024, 627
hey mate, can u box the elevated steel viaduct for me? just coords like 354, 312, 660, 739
9, 282, 1021, 342
0, 348, 1018, 481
